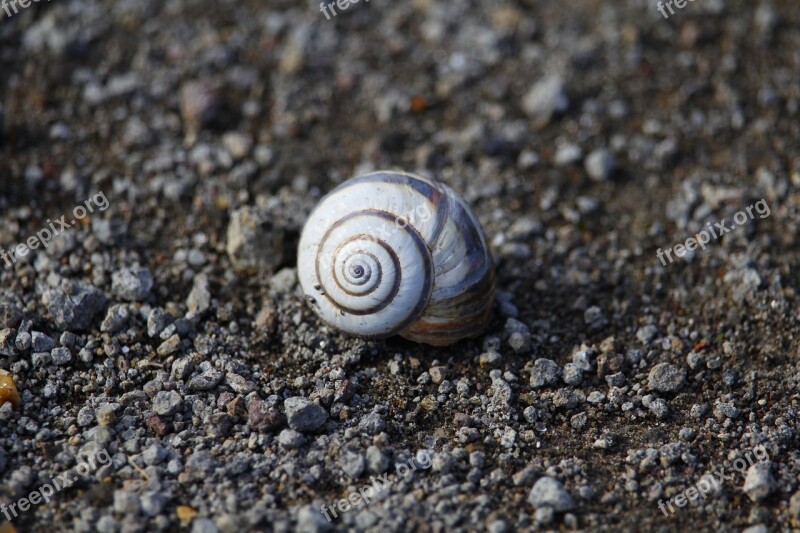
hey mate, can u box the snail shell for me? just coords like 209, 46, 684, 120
297, 171, 495, 346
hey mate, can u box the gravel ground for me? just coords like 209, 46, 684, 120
2, 0, 800, 532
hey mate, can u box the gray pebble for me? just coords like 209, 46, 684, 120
187, 274, 212, 314
429, 366, 448, 384
522, 75, 568, 126
572, 350, 593, 372
157, 334, 181, 356
96, 404, 116, 426
534, 506, 554, 524
59, 331, 76, 347
584, 148, 615, 181
226, 207, 284, 273
296, 505, 332, 533
647, 363, 686, 393
51, 346, 72, 365
648, 398, 669, 419
140, 492, 168, 517
285, 397, 328, 433
77, 406, 95, 427
112, 267, 154, 302
744, 462, 774, 502
358, 411, 386, 435
225, 373, 257, 394
113, 491, 141, 515
457, 427, 479, 443
690, 403, 708, 419
0, 329, 14, 356
0, 296, 22, 329
153, 390, 183, 416
278, 428, 306, 449
269, 268, 298, 295
625, 349, 643, 365
96, 516, 118, 532
44, 280, 107, 331
31, 331, 56, 352
222, 131, 252, 159
78, 348, 94, 364
554, 143, 582, 166
714, 399, 740, 419
189, 368, 223, 391
191, 518, 219, 533
605, 372, 625, 387
636, 325, 658, 344
32, 352, 52, 367
479, 351, 502, 367
508, 332, 530, 354
143, 444, 167, 465
587, 391, 605, 404
584, 306, 608, 330
562, 361, 586, 387
147, 308, 173, 338
488, 520, 509, 533
570, 412, 587, 430
180, 80, 220, 134
171, 358, 194, 380
185, 451, 217, 479
101, 304, 130, 333
341, 450, 365, 479
470, 451, 485, 469
722, 368, 739, 386
366, 445, 389, 474
15, 330, 31, 351
530, 358, 560, 388
528, 476, 575, 511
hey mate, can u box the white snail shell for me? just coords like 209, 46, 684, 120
297, 171, 495, 346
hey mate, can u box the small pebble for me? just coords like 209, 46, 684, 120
743, 462, 774, 502
111, 267, 154, 302
530, 359, 560, 388
584, 148, 615, 181
648, 363, 686, 393
528, 476, 575, 511
284, 397, 328, 433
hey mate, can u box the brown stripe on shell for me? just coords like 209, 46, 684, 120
400, 261, 495, 346
332, 239, 382, 297
327, 239, 401, 316
314, 209, 434, 336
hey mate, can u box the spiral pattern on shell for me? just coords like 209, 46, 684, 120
297, 171, 495, 346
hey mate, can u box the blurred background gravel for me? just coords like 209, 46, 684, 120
1, 0, 800, 531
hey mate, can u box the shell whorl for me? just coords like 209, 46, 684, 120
297, 171, 494, 345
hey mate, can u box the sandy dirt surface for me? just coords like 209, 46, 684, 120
1, 0, 800, 531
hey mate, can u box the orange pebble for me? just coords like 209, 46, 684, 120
0, 369, 21, 409
410, 96, 428, 112
176, 506, 198, 525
